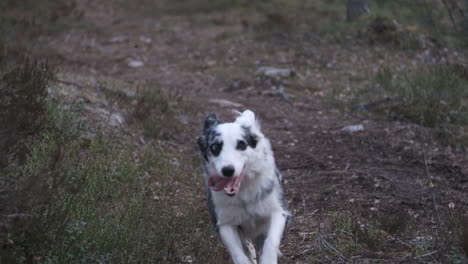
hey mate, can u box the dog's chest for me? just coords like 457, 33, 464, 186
214, 191, 278, 226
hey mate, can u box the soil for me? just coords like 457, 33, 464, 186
41, 1, 468, 262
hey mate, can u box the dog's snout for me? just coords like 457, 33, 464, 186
221, 166, 235, 177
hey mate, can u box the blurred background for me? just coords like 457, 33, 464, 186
1, 0, 467, 263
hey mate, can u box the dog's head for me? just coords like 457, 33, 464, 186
198, 110, 262, 196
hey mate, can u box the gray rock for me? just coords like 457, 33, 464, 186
341, 124, 364, 133
256, 66, 295, 78
208, 99, 243, 108
128, 60, 144, 68
110, 112, 125, 126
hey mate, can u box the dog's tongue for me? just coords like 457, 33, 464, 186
208, 175, 232, 191
208, 175, 243, 195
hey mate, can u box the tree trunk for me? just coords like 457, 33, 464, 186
346, 0, 371, 22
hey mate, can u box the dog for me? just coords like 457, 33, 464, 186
198, 110, 291, 264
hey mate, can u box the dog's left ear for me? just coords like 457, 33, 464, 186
236, 110, 262, 148
235, 110, 259, 130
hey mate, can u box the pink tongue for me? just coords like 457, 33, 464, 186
224, 177, 237, 195
208, 175, 237, 192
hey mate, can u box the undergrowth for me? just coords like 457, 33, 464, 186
133, 87, 182, 140
340, 64, 468, 148
124, 0, 468, 48
310, 209, 467, 263
0, 0, 83, 51
0, 59, 223, 263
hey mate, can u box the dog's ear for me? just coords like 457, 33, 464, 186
235, 110, 259, 130
204, 112, 218, 132
237, 110, 262, 148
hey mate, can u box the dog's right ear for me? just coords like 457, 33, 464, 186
203, 112, 218, 132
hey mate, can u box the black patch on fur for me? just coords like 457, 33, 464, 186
275, 167, 293, 231
255, 233, 266, 254
204, 112, 218, 132
206, 188, 219, 232
197, 137, 209, 161
254, 178, 274, 202
242, 126, 258, 149
198, 113, 223, 161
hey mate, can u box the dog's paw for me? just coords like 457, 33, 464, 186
259, 251, 278, 264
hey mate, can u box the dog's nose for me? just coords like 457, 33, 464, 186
221, 166, 235, 177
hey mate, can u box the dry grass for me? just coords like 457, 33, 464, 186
0, 58, 224, 264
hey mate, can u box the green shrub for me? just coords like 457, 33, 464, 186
133, 87, 181, 140
378, 65, 468, 125
354, 65, 468, 146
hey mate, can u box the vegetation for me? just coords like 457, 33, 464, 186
343, 64, 468, 147
0, 0, 82, 50
0, 59, 224, 263
1, 0, 467, 263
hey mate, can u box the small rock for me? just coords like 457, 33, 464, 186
109, 36, 127, 43
205, 60, 216, 67
176, 114, 189, 125
182, 256, 193, 263
208, 99, 243, 108
128, 60, 144, 68
110, 112, 125, 126
256, 66, 295, 78
341, 124, 364, 133
224, 80, 249, 92
139, 36, 152, 44
262, 86, 294, 101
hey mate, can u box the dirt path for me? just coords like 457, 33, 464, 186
45, 1, 468, 262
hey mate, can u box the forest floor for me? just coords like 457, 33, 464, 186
4, 0, 468, 263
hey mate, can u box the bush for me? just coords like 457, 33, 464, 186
374, 65, 468, 127
353, 64, 468, 147
133, 87, 181, 140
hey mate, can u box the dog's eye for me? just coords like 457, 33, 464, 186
236, 140, 247, 151
210, 143, 222, 156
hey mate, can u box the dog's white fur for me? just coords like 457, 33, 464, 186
198, 110, 290, 264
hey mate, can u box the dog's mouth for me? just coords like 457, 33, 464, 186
208, 168, 245, 196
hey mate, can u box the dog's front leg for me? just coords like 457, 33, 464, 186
219, 225, 252, 264
260, 211, 287, 264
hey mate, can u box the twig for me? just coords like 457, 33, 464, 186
415, 250, 438, 259
57, 79, 84, 89
318, 232, 348, 262
441, 0, 458, 30
6, 213, 33, 219
422, 143, 443, 226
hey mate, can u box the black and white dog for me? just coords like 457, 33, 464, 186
198, 110, 291, 264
